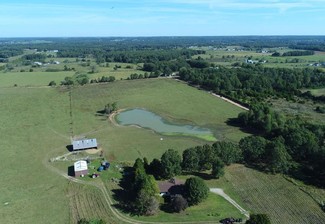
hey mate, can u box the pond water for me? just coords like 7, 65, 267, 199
116, 108, 216, 141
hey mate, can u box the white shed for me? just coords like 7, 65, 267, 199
74, 160, 88, 177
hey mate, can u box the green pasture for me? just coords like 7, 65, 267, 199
3, 58, 144, 86
0, 87, 71, 224
213, 164, 325, 224
0, 71, 74, 87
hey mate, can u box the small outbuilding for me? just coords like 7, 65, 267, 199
72, 138, 98, 151
74, 160, 88, 177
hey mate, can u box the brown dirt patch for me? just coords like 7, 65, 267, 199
85, 147, 101, 155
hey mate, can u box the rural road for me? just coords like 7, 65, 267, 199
210, 93, 249, 111
210, 188, 250, 218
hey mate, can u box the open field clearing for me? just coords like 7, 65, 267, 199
0, 71, 75, 87
216, 164, 325, 224
267, 98, 325, 124
0, 87, 71, 223
1, 61, 144, 87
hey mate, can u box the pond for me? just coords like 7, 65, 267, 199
115, 108, 216, 141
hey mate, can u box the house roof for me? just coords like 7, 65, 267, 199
74, 160, 88, 172
158, 179, 185, 193
72, 138, 97, 150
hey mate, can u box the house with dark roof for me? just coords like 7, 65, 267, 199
158, 178, 185, 196
72, 138, 98, 151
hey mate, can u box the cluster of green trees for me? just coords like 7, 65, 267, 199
236, 105, 325, 184
22, 53, 47, 62
119, 149, 214, 216
126, 72, 158, 80
182, 142, 241, 178
102, 102, 118, 115
179, 65, 325, 106
0, 47, 23, 58
60, 74, 89, 86
145, 145, 240, 181
94, 49, 202, 64
142, 58, 190, 75
90, 76, 115, 83
129, 158, 160, 216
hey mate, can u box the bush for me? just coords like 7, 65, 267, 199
48, 81, 56, 86
170, 195, 188, 213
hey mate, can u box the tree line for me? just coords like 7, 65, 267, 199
178, 64, 325, 106
272, 50, 314, 57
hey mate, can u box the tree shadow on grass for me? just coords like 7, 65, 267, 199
182, 171, 214, 180
111, 166, 137, 215
111, 189, 135, 215
226, 118, 262, 135
160, 202, 174, 213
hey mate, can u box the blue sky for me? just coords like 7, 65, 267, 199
0, 0, 324, 37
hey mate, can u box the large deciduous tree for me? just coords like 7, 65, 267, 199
239, 136, 268, 163
184, 177, 209, 206
182, 147, 199, 172
212, 141, 242, 165
266, 137, 292, 174
161, 149, 182, 179
211, 157, 225, 178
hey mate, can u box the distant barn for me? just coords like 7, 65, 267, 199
74, 160, 88, 177
72, 138, 98, 151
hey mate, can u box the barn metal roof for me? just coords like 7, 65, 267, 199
74, 160, 88, 172
72, 138, 97, 150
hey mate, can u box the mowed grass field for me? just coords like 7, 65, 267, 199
0, 87, 71, 224
0, 78, 247, 223
3, 55, 144, 86
0, 71, 75, 87
209, 164, 325, 224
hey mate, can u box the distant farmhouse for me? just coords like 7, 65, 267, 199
72, 138, 98, 151
74, 160, 88, 177
34, 61, 43, 66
